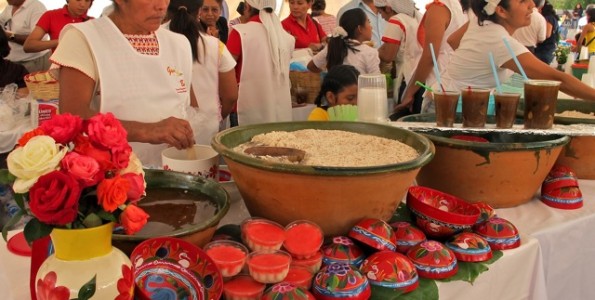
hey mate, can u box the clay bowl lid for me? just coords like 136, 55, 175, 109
390, 222, 427, 254
360, 250, 419, 294
541, 186, 583, 210
542, 164, 579, 193
471, 202, 496, 224
407, 186, 480, 238
348, 218, 397, 251
321, 236, 366, 268
473, 217, 521, 250
262, 282, 316, 300
313, 264, 371, 300
406, 240, 458, 279
445, 232, 493, 262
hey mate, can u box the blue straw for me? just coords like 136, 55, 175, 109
488, 52, 502, 94
502, 37, 528, 80
429, 43, 444, 92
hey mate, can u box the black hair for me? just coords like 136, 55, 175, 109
326, 8, 366, 70
236, 1, 245, 14
168, 0, 205, 62
587, 7, 595, 23
312, 0, 326, 11
471, 0, 511, 25
540, 1, 558, 21
0, 26, 9, 58
460, 0, 471, 12
315, 64, 360, 107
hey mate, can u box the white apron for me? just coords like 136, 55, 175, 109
234, 22, 293, 125
72, 17, 193, 167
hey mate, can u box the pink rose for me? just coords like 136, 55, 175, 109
73, 135, 114, 172
121, 172, 145, 201
60, 152, 102, 187
120, 205, 149, 235
85, 113, 128, 149
111, 145, 131, 170
40, 113, 83, 145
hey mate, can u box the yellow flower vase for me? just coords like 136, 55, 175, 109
35, 222, 134, 300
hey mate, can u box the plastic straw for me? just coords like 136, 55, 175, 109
488, 52, 503, 94
429, 43, 445, 92
415, 81, 433, 92
502, 37, 528, 80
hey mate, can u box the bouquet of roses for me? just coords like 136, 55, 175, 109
1, 112, 149, 243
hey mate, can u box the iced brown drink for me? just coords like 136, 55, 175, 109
523, 80, 561, 129
433, 91, 460, 127
494, 92, 520, 128
461, 88, 491, 128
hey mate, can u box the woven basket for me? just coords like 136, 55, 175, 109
25, 71, 60, 100
289, 71, 321, 104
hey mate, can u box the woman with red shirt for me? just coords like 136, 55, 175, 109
23, 0, 93, 53
281, 0, 326, 51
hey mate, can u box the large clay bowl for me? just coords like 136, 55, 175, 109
414, 130, 569, 208
211, 121, 434, 236
112, 169, 230, 255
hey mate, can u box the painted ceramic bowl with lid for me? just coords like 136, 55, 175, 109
390, 222, 426, 254
360, 250, 419, 294
312, 264, 371, 300
321, 236, 366, 268
473, 217, 521, 250
541, 186, 583, 209
262, 282, 315, 300
406, 186, 480, 238
406, 240, 458, 279
348, 218, 397, 251
445, 232, 493, 262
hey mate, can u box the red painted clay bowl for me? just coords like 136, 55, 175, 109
406, 240, 458, 279
262, 282, 316, 300
390, 222, 426, 254
360, 250, 419, 294
321, 236, 366, 268
412, 129, 569, 208
312, 264, 371, 300
542, 164, 579, 193
211, 121, 434, 236
445, 232, 492, 262
348, 218, 397, 251
406, 186, 480, 238
473, 217, 521, 250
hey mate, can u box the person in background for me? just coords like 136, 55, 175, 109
166, 0, 238, 145
23, 0, 93, 54
573, 3, 583, 29
435, 0, 595, 103
311, 0, 336, 39
577, 7, 595, 59
0, 0, 50, 73
534, 1, 558, 64
308, 64, 360, 121
396, 0, 465, 113
282, 0, 326, 51
307, 8, 380, 75
512, 0, 546, 53
200, 0, 229, 44
376, 0, 423, 116
229, 1, 249, 27
0, 26, 28, 92
51, 0, 196, 167
336, 0, 386, 48
227, 0, 295, 126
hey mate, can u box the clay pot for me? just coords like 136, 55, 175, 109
556, 136, 595, 179
414, 130, 569, 208
211, 121, 434, 236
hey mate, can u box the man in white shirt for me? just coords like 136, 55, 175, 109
512, 0, 546, 53
0, 0, 50, 72
337, 0, 386, 48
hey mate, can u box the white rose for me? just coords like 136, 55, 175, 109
7, 135, 68, 193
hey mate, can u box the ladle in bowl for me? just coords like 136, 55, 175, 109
244, 146, 306, 163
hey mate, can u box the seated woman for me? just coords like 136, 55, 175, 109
23, 0, 93, 53
433, 0, 595, 109
307, 8, 380, 75
0, 27, 28, 93
282, 0, 327, 52
308, 64, 360, 121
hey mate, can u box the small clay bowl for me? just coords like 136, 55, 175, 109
541, 186, 583, 210
321, 236, 366, 268
204, 240, 249, 277
291, 250, 323, 274
406, 186, 480, 238
360, 250, 419, 294
283, 220, 324, 259
445, 232, 493, 262
390, 222, 426, 254
542, 164, 579, 193
473, 217, 521, 250
262, 282, 316, 300
348, 218, 397, 251
471, 202, 496, 224
406, 240, 458, 279
312, 264, 371, 300
241, 217, 285, 252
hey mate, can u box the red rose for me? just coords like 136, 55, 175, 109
121, 172, 145, 201
111, 145, 131, 170
97, 174, 130, 212
120, 205, 149, 235
28, 171, 81, 226
60, 152, 102, 187
73, 135, 114, 172
86, 113, 128, 150
40, 113, 83, 145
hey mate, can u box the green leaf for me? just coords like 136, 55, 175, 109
23, 218, 53, 244
96, 210, 117, 222
438, 251, 503, 284
77, 275, 97, 300
82, 213, 102, 228
389, 202, 413, 223
13, 193, 26, 211
2, 209, 25, 242
0, 169, 15, 185
371, 278, 439, 300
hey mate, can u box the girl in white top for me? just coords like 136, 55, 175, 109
166, 0, 238, 145
438, 0, 595, 102
307, 8, 380, 75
